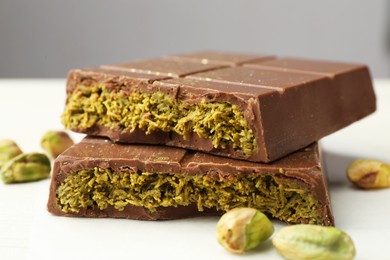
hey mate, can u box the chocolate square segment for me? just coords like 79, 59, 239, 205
62, 51, 376, 162
166, 50, 274, 65
47, 137, 334, 226
186, 66, 329, 91
244, 58, 376, 120
244, 57, 365, 75
66, 67, 169, 94
100, 57, 226, 78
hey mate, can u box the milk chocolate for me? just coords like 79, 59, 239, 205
47, 137, 334, 226
62, 51, 376, 162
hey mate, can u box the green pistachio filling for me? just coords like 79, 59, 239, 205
56, 168, 324, 225
62, 84, 257, 155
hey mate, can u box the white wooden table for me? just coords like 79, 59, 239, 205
1, 79, 389, 260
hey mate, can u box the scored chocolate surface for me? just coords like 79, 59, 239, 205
47, 137, 334, 226
63, 51, 376, 162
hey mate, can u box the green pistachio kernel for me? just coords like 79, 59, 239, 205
273, 224, 356, 260
56, 168, 325, 225
41, 131, 74, 158
62, 86, 257, 155
216, 207, 274, 254
0, 139, 23, 168
1, 153, 51, 184
347, 159, 390, 189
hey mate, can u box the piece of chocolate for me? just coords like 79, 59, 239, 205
47, 137, 334, 226
165, 50, 274, 65
62, 51, 376, 162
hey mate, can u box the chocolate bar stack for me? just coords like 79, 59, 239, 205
47, 51, 376, 226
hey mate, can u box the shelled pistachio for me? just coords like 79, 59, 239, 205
273, 224, 355, 260
0, 139, 23, 168
347, 159, 390, 189
41, 131, 74, 158
1, 153, 51, 183
216, 207, 274, 254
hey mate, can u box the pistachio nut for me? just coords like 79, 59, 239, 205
273, 224, 355, 260
347, 159, 390, 189
41, 131, 74, 158
0, 153, 51, 183
0, 139, 23, 168
216, 207, 274, 254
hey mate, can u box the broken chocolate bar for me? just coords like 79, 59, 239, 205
47, 137, 334, 226
62, 51, 375, 162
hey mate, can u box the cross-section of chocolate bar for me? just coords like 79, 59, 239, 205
47, 137, 334, 226
62, 51, 375, 162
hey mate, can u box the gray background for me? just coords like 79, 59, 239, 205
0, 0, 389, 78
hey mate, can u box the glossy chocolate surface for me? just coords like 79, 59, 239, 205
65, 51, 376, 162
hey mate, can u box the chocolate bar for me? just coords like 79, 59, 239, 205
47, 137, 334, 226
62, 51, 375, 162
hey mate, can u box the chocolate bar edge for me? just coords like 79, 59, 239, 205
47, 138, 334, 226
